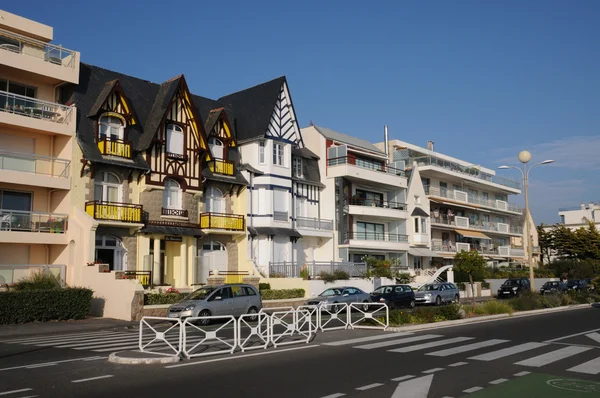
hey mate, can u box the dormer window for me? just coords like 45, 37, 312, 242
99, 114, 124, 141
166, 124, 184, 155
208, 137, 224, 159
293, 157, 302, 178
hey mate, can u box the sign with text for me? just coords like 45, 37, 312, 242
165, 236, 182, 242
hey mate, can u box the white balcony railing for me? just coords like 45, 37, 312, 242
0, 28, 77, 68
273, 211, 288, 222
424, 186, 523, 214
0, 150, 70, 178
430, 214, 523, 235
432, 240, 526, 258
0, 90, 73, 124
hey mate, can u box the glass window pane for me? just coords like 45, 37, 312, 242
1, 191, 32, 211
94, 184, 103, 201
107, 186, 119, 202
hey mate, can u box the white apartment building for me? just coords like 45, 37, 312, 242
302, 125, 410, 268
558, 202, 600, 229
377, 139, 527, 267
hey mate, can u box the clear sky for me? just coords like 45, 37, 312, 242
6, 0, 599, 224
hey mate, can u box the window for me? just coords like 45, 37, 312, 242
206, 187, 224, 213
231, 286, 247, 297
166, 124, 184, 155
208, 137, 224, 159
99, 114, 124, 141
273, 143, 283, 166
327, 145, 347, 165
163, 179, 182, 210
95, 235, 126, 271
355, 189, 384, 206
94, 172, 121, 202
258, 141, 266, 164
244, 286, 257, 296
0, 80, 36, 111
414, 217, 420, 233
293, 157, 302, 177
356, 157, 383, 171
560, 215, 565, 224
0, 189, 32, 211
356, 222, 384, 240
414, 195, 421, 204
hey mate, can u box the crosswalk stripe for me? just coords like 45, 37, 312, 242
426, 339, 510, 357
354, 335, 442, 350
514, 346, 592, 367
324, 332, 413, 346
468, 342, 547, 361
76, 336, 215, 352
567, 356, 600, 375
30, 333, 137, 346
2, 331, 118, 344
388, 337, 474, 353
70, 336, 188, 351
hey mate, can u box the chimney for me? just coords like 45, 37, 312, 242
581, 203, 586, 210
427, 140, 434, 151
384, 125, 389, 163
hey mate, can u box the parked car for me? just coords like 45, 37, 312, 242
305, 286, 371, 311
414, 283, 459, 306
566, 279, 588, 292
583, 278, 595, 291
497, 278, 530, 298
370, 285, 416, 309
167, 284, 262, 325
540, 281, 567, 295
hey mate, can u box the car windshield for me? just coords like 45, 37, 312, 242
502, 280, 519, 286
320, 288, 342, 297
184, 287, 214, 301
418, 285, 439, 291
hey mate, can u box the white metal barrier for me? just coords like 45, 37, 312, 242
318, 303, 350, 331
183, 315, 237, 359
238, 312, 270, 352
270, 308, 300, 347
348, 302, 389, 330
139, 316, 183, 357
296, 304, 319, 331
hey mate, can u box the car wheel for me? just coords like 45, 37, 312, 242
435, 295, 442, 306
361, 301, 370, 311
247, 307, 258, 321
408, 299, 416, 309
196, 309, 211, 326
454, 294, 460, 304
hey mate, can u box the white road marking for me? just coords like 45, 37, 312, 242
448, 362, 468, 367
71, 375, 114, 383
585, 332, 600, 344
0, 356, 102, 372
82, 356, 107, 361
25, 332, 134, 346
0, 389, 33, 396
25, 363, 57, 369
422, 368, 444, 374
389, 337, 474, 353
548, 341, 600, 349
391, 375, 415, 382
463, 386, 484, 393
354, 334, 442, 350
567, 356, 600, 375
427, 339, 509, 357
323, 332, 413, 346
514, 346, 592, 367
356, 383, 384, 391
165, 345, 320, 368
514, 371, 531, 377
489, 378, 508, 385
17, 396, 38, 398
2, 331, 117, 343
320, 394, 345, 398
545, 328, 600, 343
391, 374, 434, 398
469, 342, 547, 361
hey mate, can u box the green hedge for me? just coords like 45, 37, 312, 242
260, 289, 305, 300
0, 288, 93, 324
259, 283, 271, 291
144, 293, 187, 305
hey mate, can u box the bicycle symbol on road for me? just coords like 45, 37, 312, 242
547, 378, 600, 393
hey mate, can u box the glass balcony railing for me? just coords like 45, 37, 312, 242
97, 138, 131, 158
0, 150, 70, 178
0, 209, 67, 233
208, 159, 234, 176
0, 28, 77, 68
347, 197, 407, 210
425, 186, 523, 213
0, 90, 73, 124
200, 212, 245, 231
85, 201, 143, 223
295, 216, 333, 231
344, 231, 408, 242
327, 156, 406, 176
430, 214, 523, 234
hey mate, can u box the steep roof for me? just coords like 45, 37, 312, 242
138, 76, 182, 151
313, 124, 384, 155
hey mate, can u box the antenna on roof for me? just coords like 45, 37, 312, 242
309, 120, 314, 126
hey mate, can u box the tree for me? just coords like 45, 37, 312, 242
537, 224, 553, 265
453, 251, 487, 309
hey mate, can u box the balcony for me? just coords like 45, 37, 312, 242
97, 138, 131, 158
347, 198, 408, 220
0, 264, 66, 286
161, 208, 188, 218
425, 186, 522, 214
411, 155, 520, 192
343, 231, 409, 251
0, 28, 79, 83
200, 212, 245, 233
0, 150, 70, 189
327, 156, 407, 188
431, 241, 526, 259
85, 201, 143, 225
0, 209, 68, 244
295, 216, 334, 238
208, 159, 234, 176
0, 91, 75, 135
431, 214, 523, 235
273, 211, 288, 222
269, 261, 367, 278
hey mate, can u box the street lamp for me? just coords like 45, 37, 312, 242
498, 150, 554, 292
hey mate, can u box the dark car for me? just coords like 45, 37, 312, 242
583, 278, 595, 291
566, 279, 588, 292
370, 285, 415, 309
497, 278, 530, 298
540, 281, 567, 295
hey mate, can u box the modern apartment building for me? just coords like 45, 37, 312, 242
302, 125, 409, 267
558, 202, 600, 229
377, 139, 527, 267
0, 10, 80, 285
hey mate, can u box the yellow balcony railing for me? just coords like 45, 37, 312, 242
85, 201, 143, 223
200, 212, 245, 231
208, 159, 234, 176
97, 138, 132, 158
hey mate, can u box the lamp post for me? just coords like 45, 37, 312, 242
498, 151, 554, 292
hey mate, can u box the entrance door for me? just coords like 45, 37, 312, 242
201, 241, 227, 275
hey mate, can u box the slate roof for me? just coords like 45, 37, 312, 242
313, 125, 385, 155
248, 227, 301, 238
292, 147, 324, 187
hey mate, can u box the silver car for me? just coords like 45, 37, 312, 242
305, 286, 371, 311
415, 283, 459, 305
167, 284, 262, 325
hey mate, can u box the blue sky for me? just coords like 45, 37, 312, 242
6, 0, 599, 224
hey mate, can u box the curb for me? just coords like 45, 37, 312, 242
108, 351, 181, 365
386, 303, 591, 332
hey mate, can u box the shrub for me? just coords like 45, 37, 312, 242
144, 293, 187, 305
592, 276, 600, 292
300, 265, 310, 280
471, 300, 513, 316
395, 273, 413, 284
481, 281, 491, 289
258, 283, 271, 291
269, 272, 285, 278
12, 271, 61, 291
560, 294, 573, 306
539, 294, 562, 308
0, 288, 93, 324
508, 294, 544, 311
260, 289, 305, 300
319, 269, 349, 283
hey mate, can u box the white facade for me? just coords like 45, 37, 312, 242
558, 202, 600, 228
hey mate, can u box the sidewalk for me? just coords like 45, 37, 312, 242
0, 317, 138, 339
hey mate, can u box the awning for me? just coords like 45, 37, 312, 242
248, 227, 301, 238
411, 207, 429, 217
454, 229, 491, 240
140, 225, 204, 237
408, 247, 441, 257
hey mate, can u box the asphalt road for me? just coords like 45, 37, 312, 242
1, 306, 599, 398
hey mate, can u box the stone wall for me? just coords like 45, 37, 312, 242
85, 166, 133, 203
140, 189, 199, 223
